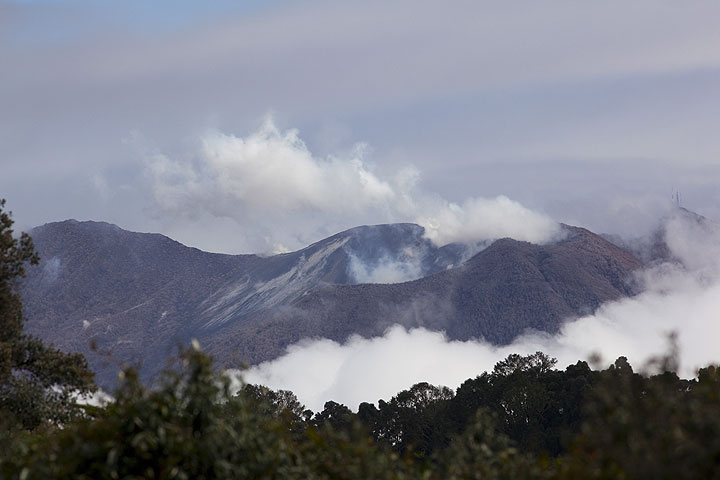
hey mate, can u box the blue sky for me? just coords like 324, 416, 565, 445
2, 0, 720, 252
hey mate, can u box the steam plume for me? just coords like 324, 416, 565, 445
145, 118, 560, 253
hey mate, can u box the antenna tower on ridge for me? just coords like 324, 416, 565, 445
673, 190, 682, 208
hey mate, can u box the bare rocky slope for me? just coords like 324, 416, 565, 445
21, 220, 643, 388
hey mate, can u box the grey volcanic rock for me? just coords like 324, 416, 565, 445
21, 220, 642, 388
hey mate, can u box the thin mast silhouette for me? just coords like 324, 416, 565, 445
673, 190, 682, 208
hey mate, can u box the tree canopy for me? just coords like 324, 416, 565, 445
3, 346, 719, 479
0, 199, 95, 432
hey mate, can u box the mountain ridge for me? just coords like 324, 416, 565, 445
21, 219, 643, 388
201, 224, 642, 367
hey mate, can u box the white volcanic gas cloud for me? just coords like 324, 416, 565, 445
146, 119, 399, 217
200, 121, 396, 214
145, 119, 559, 252
240, 211, 720, 412
663, 211, 720, 274
418, 196, 560, 246
347, 254, 425, 284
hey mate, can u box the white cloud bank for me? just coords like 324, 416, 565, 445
239, 210, 720, 412
144, 118, 559, 253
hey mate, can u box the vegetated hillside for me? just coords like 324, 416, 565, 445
20, 220, 248, 386
21, 219, 643, 388
203, 225, 643, 365
20, 220, 466, 387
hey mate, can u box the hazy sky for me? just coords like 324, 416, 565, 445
3, 0, 720, 253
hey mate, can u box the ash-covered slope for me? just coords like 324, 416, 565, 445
202, 225, 643, 366
21, 220, 465, 386
199, 223, 466, 329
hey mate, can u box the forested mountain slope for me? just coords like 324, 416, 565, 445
21, 220, 642, 387
204, 225, 642, 365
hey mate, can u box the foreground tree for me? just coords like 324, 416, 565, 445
557, 357, 720, 480
440, 409, 549, 480
2, 341, 719, 478
0, 199, 95, 432
2, 347, 418, 480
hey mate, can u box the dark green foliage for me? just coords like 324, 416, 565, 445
1, 346, 418, 479
312, 400, 355, 433
0, 199, 95, 432
239, 383, 312, 429
0, 198, 40, 384
457, 353, 595, 456
360, 382, 454, 457
440, 409, 546, 480
558, 358, 720, 479
2, 346, 720, 479
357, 352, 595, 458
491, 351, 558, 377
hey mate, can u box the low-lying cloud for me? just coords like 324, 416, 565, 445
144, 118, 560, 253
239, 210, 720, 412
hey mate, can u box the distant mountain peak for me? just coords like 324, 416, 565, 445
22, 218, 644, 388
